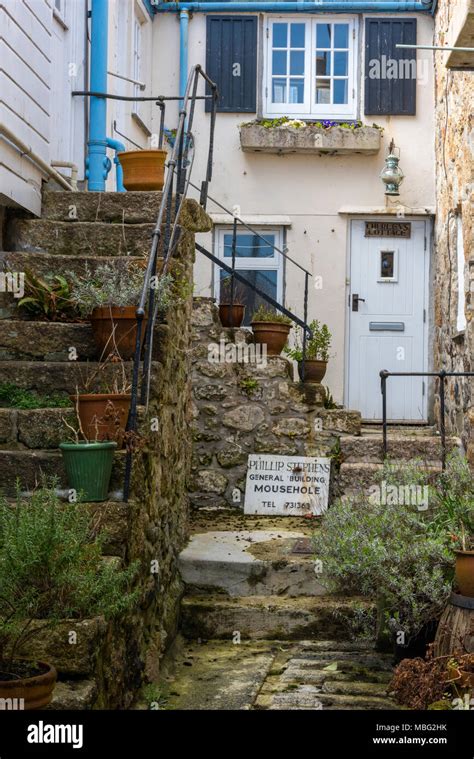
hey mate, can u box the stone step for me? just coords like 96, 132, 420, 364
40, 191, 211, 231
6, 218, 157, 258
0, 319, 169, 361
340, 434, 461, 463
338, 461, 443, 493
0, 449, 125, 497
0, 360, 160, 396
255, 687, 399, 710
0, 251, 143, 284
0, 408, 74, 449
47, 679, 98, 710
180, 595, 374, 641
179, 529, 327, 598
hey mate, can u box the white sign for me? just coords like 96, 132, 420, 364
244, 454, 331, 516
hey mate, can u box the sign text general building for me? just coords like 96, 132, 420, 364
244, 455, 330, 516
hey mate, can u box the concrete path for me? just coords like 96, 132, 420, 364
150, 637, 400, 711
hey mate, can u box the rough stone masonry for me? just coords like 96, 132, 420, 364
433, 0, 474, 464
189, 298, 361, 511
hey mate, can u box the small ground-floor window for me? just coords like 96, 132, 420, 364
213, 227, 284, 325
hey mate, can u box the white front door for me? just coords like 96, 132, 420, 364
347, 219, 429, 422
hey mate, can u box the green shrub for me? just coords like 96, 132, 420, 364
0, 480, 139, 668
251, 304, 292, 325
69, 261, 174, 317
284, 320, 332, 362
312, 492, 453, 642
16, 270, 77, 321
0, 383, 71, 409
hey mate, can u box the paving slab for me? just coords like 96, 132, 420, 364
179, 529, 326, 597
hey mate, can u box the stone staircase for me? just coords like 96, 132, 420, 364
154, 511, 399, 710
0, 190, 211, 708
339, 425, 462, 494
0, 191, 207, 496
152, 306, 462, 710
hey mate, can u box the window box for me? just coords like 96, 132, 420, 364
240, 123, 382, 155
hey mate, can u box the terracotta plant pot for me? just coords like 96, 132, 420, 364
219, 304, 245, 328
298, 359, 328, 384
118, 149, 167, 191
89, 306, 147, 360
455, 551, 474, 597
71, 394, 131, 447
0, 660, 57, 710
251, 321, 291, 356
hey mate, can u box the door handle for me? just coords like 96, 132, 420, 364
352, 294, 366, 312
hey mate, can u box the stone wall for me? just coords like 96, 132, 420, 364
96, 209, 212, 707
4, 192, 213, 709
433, 0, 474, 463
189, 298, 361, 511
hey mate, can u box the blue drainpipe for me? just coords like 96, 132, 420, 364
87, 0, 109, 191
179, 9, 190, 106
154, 2, 432, 12
106, 137, 126, 192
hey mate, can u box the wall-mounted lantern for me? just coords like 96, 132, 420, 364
380, 141, 404, 196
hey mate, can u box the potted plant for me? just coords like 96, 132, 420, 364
70, 262, 173, 360
0, 479, 138, 709
70, 350, 132, 448
428, 455, 474, 598
118, 148, 167, 191
284, 320, 332, 383
251, 304, 292, 356
218, 276, 246, 328
60, 397, 117, 502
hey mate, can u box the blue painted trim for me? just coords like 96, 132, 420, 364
106, 137, 126, 192
87, 0, 109, 191
142, 0, 156, 17
180, 9, 190, 106
153, 2, 432, 13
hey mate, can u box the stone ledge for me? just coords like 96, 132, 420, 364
240, 125, 382, 155
16, 617, 107, 676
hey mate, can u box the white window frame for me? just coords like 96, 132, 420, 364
263, 15, 357, 120
213, 226, 284, 307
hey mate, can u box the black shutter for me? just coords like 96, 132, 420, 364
365, 18, 417, 116
205, 16, 257, 113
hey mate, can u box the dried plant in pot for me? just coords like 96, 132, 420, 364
218, 276, 246, 328
284, 320, 332, 383
250, 304, 292, 356
0, 479, 139, 708
70, 346, 132, 449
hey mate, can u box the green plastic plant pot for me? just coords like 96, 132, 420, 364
59, 441, 117, 502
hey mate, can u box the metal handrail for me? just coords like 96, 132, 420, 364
189, 186, 314, 379
123, 64, 218, 501
195, 242, 312, 334
379, 369, 474, 468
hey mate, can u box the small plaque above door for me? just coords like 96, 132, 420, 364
365, 221, 411, 239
